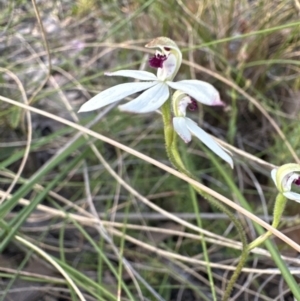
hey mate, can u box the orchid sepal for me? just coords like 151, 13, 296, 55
105, 70, 158, 81
168, 80, 224, 106
78, 81, 157, 112
118, 82, 169, 113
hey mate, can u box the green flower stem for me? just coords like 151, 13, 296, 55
248, 193, 287, 251
161, 101, 248, 301
272, 194, 288, 228
161, 99, 183, 168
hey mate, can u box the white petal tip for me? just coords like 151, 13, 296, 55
182, 137, 191, 143
222, 155, 234, 168
118, 106, 128, 112
78, 106, 87, 113
118, 104, 139, 113
118, 105, 151, 114
214, 99, 226, 106
104, 72, 112, 76
180, 132, 192, 143
78, 103, 97, 113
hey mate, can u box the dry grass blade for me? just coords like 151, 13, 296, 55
1, 95, 300, 253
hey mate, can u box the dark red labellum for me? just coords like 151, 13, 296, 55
149, 54, 167, 69
188, 99, 198, 111
294, 177, 300, 186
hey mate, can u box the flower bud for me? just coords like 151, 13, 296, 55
271, 163, 300, 202
172, 90, 191, 117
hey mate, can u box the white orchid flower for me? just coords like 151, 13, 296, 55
172, 90, 233, 168
78, 37, 224, 114
271, 163, 300, 202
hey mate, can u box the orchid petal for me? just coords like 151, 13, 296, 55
167, 80, 224, 106
283, 192, 300, 202
78, 82, 156, 112
157, 53, 177, 81
185, 118, 233, 167
173, 117, 191, 143
105, 70, 158, 81
119, 82, 169, 113
271, 169, 278, 188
